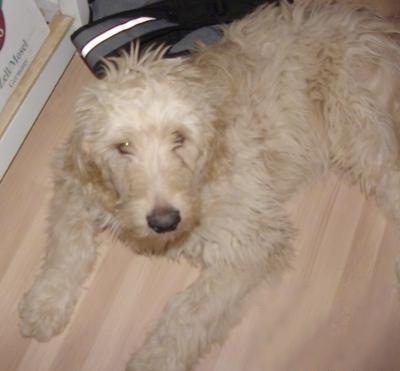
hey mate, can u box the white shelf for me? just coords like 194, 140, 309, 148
0, 0, 89, 180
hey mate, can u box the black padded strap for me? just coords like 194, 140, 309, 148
143, 0, 279, 28
72, 0, 287, 76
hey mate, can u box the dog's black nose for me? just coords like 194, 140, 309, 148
147, 208, 181, 233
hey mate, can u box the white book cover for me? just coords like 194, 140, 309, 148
0, 0, 49, 111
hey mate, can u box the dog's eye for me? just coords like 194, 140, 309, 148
172, 131, 186, 150
116, 141, 133, 155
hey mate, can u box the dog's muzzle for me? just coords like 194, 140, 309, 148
147, 207, 181, 233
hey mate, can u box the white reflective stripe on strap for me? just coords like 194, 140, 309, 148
81, 16, 156, 58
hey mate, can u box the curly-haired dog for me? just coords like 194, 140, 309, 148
19, 1, 400, 370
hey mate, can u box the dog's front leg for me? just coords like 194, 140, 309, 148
19, 180, 98, 341
126, 264, 282, 371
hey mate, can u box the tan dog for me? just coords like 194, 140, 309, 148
19, 1, 400, 370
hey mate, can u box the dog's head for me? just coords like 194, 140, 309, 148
62, 47, 222, 251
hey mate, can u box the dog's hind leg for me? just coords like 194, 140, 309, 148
327, 56, 400, 283
329, 102, 400, 221
328, 52, 400, 223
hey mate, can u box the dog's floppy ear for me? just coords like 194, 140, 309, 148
59, 127, 99, 185
59, 87, 103, 183
54, 88, 118, 210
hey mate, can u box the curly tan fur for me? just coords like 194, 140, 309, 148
19, 1, 400, 370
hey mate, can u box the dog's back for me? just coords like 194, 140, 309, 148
192, 1, 400, 198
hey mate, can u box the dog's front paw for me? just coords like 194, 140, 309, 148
19, 278, 78, 342
126, 354, 160, 371
126, 350, 186, 371
395, 256, 400, 283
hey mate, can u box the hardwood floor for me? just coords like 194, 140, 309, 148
1, 24, 400, 371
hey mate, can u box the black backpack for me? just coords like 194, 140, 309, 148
71, 0, 283, 76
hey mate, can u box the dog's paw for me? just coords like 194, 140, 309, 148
126, 354, 158, 371
126, 351, 187, 371
19, 278, 77, 342
395, 256, 400, 283
126, 360, 168, 371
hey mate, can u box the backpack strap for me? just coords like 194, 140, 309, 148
71, 0, 283, 76
71, 11, 183, 75
144, 0, 278, 28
